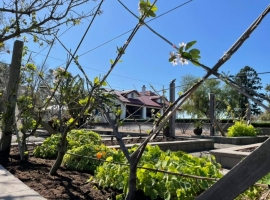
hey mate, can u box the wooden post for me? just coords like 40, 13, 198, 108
246, 102, 251, 123
209, 93, 215, 136
169, 79, 176, 138
0, 40, 23, 158
197, 138, 270, 200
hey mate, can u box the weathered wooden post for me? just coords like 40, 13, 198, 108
0, 40, 23, 159
169, 79, 176, 138
246, 102, 251, 123
197, 137, 270, 200
209, 93, 215, 136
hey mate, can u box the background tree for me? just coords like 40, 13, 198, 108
179, 74, 238, 119
258, 84, 270, 121
231, 66, 263, 118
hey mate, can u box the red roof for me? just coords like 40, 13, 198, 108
107, 89, 168, 108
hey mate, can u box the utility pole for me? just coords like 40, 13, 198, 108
169, 79, 176, 138
0, 40, 24, 159
209, 93, 215, 136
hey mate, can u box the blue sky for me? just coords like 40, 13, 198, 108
1, 0, 270, 96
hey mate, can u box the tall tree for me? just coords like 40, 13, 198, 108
232, 66, 263, 117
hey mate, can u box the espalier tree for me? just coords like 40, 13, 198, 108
97, 1, 270, 200
0, 0, 102, 158
1, 0, 270, 199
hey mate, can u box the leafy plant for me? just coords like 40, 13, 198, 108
33, 129, 101, 158
92, 145, 222, 199
63, 144, 114, 172
227, 120, 257, 137
67, 129, 101, 146
33, 134, 62, 158
193, 120, 203, 129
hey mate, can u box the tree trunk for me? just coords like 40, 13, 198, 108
0, 40, 23, 160
125, 162, 137, 200
20, 134, 28, 161
49, 133, 68, 175
32, 113, 57, 135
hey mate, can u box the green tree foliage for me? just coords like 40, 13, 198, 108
179, 74, 238, 118
0, 0, 100, 47
231, 66, 263, 117
0, 62, 9, 112
258, 84, 270, 121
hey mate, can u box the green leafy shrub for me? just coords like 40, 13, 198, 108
33, 134, 62, 158
63, 144, 114, 172
33, 129, 101, 158
227, 120, 257, 137
92, 145, 223, 199
67, 129, 101, 147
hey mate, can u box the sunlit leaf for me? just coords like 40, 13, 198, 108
185, 41, 197, 51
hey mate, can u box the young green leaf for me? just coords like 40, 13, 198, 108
94, 77, 99, 85
181, 52, 192, 59
169, 55, 176, 62
185, 41, 197, 51
189, 48, 200, 55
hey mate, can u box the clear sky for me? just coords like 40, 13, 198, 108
1, 0, 270, 96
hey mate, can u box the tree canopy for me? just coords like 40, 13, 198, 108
231, 66, 264, 117
179, 74, 240, 118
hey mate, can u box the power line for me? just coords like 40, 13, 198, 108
31, 4, 100, 60
78, 0, 193, 57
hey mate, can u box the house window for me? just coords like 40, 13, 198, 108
131, 93, 134, 98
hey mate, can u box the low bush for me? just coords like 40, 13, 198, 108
63, 144, 114, 172
33, 129, 101, 158
227, 120, 257, 137
67, 129, 101, 146
33, 134, 62, 158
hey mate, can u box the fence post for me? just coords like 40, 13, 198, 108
0, 40, 24, 158
169, 79, 176, 138
209, 93, 215, 136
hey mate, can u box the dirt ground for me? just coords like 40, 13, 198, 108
1, 146, 121, 200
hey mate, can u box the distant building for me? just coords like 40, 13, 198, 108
95, 85, 181, 123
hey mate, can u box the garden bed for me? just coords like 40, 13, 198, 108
0, 146, 152, 200
102, 137, 214, 152
210, 143, 262, 169
191, 135, 268, 145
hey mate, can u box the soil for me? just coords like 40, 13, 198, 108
237, 147, 258, 152
102, 136, 186, 146
0, 146, 154, 200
